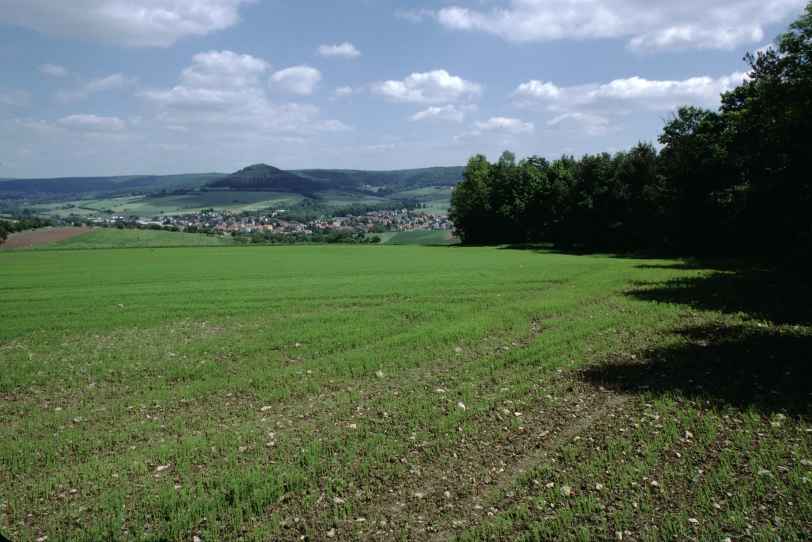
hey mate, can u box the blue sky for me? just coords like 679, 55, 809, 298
0, 0, 806, 178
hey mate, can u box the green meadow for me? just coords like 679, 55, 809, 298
0, 245, 809, 541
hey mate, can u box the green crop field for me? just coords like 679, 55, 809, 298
0, 246, 809, 542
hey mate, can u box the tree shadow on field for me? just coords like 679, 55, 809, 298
582, 324, 812, 418
628, 266, 812, 326
497, 243, 684, 260
581, 265, 812, 418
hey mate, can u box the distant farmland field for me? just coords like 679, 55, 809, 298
0, 245, 809, 541
28, 191, 306, 218
0, 226, 91, 250
23, 186, 451, 219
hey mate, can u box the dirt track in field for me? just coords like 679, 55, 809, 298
0, 226, 92, 250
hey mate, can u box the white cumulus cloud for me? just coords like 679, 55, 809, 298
270, 66, 322, 96
372, 70, 481, 104
141, 51, 342, 136
513, 72, 748, 112
513, 80, 561, 100
433, 0, 805, 51
0, 0, 253, 47
511, 71, 748, 137
589, 73, 747, 105
181, 50, 269, 89
318, 42, 361, 59
141, 50, 271, 112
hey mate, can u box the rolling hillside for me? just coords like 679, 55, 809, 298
0, 164, 463, 219
294, 166, 464, 192
0, 173, 222, 200
0, 165, 464, 202
207, 164, 465, 196
207, 164, 325, 195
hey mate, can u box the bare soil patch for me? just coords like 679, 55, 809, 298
0, 226, 92, 250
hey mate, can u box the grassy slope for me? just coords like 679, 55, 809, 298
32, 228, 234, 250
0, 246, 808, 541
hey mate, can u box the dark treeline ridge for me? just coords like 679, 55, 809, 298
0, 218, 52, 244
450, 5, 812, 264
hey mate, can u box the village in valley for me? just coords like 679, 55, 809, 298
89, 207, 453, 238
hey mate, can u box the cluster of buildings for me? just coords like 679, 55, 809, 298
307, 209, 452, 234
90, 208, 453, 237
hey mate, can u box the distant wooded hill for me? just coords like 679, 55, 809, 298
0, 174, 223, 200
0, 164, 465, 201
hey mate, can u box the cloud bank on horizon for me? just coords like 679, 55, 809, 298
0, 0, 804, 177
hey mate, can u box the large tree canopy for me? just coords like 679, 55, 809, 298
450, 3, 812, 264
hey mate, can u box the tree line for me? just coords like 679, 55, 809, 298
450, 4, 812, 264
